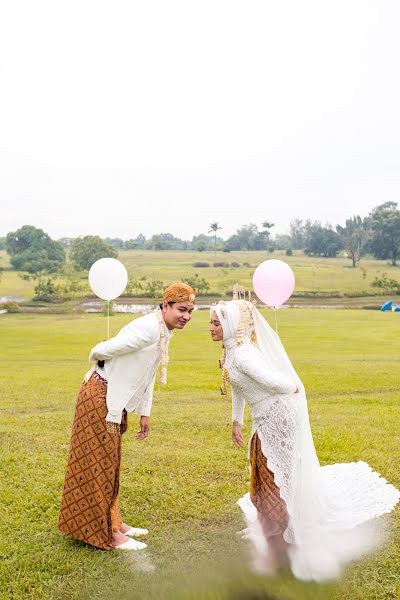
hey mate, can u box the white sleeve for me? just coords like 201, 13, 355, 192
231, 386, 245, 426
106, 410, 123, 424
236, 345, 296, 395
89, 317, 158, 362
134, 374, 156, 417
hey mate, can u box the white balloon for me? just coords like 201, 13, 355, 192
88, 258, 128, 301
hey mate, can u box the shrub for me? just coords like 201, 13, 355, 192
182, 274, 210, 294
230, 262, 240, 267
213, 262, 229, 267
372, 273, 400, 292
285, 249, 293, 256
193, 262, 210, 267
33, 278, 62, 302
143, 279, 164, 298
0, 301, 20, 313
242, 262, 251, 267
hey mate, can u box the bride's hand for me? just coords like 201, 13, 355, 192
232, 422, 245, 448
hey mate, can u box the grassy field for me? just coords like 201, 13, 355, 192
1, 249, 400, 304
0, 308, 399, 599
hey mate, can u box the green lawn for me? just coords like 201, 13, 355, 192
1, 249, 400, 303
0, 309, 399, 599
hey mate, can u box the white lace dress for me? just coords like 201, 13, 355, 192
225, 340, 400, 582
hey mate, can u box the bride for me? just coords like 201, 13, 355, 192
209, 296, 399, 581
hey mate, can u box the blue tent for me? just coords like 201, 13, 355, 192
381, 300, 393, 311
393, 306, 400, 312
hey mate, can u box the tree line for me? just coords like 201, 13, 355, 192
64, 202, 400, 268
1, 202, 399, 284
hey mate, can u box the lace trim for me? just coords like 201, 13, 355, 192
255, 397, 298, 544
254, 398, 400, 544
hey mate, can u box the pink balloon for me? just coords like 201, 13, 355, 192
253, 260, 295, 307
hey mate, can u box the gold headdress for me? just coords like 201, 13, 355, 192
232, 284, 257, 346
156, 282, 196, 386
163, 282, 196, 306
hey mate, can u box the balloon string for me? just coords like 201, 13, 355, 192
273, 307, 278, 334
107, 301, 110, 339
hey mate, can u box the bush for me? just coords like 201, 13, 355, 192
242, 262, 251, 267
182, 274, 210, 294
230, 262, 240, 267
193, 262, 210, 268
372, 272, 400, 292
0, 301, 20, 313
33, 278, 62, 302
213, 262, 229, 267
143, 279, 164, 298
285, 249, 293, 256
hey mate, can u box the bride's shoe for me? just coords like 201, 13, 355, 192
114, 538, 147, 551
237, 527, 251, 538
124, 526, 149, 537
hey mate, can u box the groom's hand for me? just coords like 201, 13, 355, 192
232, 422, 245, 448
136, 416, 150, 440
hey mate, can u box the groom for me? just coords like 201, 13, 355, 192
58, 282, 196, 551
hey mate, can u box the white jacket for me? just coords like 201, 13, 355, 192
89, 310, 173, 424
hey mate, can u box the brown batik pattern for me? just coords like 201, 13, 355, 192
58, 373, 127, 549
250, 431, 289, 539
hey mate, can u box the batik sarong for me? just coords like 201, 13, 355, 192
58, 372, 127, 549
250, 431, 289, 540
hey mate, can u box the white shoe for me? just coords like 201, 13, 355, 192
237, 527, 251, 538
124, 527, 149, 537
114, 538, 147, 551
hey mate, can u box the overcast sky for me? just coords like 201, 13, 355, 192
1, 1, 400, 240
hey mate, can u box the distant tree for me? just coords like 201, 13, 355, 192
57, 237, 75, 248
366, 202, 400, 266
70, 235, 118, 270
145, 233, 187, 250
289, 219, 306, 249
273, 234, 292, 251
104, 237, 125, 249
0, 237, 6, 250
260, 221, 275, 251
195, 239, 207, 252
261, 221, 274, 236
224, 224, 270, 251
304, 222, 343, 257
125, 234, 146, 249
208, 222, 222, 255
6, 225, 65, 274
191, 234, 219, 252
336, 216, 368, 267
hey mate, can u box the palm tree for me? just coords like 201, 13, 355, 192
261, 221, 274, 235
208, 222, 222, 256
261, 221, 274, 250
